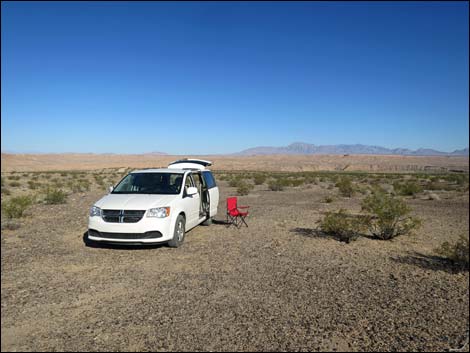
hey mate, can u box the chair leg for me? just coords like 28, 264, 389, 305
240, 216, 248, 227
227, 214, 238, 228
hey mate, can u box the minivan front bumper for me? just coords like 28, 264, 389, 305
88, 214, 174, 244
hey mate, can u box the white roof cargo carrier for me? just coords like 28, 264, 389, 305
168, 158, 212, 170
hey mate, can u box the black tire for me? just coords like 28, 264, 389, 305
168, 215, 186, 248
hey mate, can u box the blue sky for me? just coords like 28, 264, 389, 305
1, 1, 468, 154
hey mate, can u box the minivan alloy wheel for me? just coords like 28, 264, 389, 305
176, 220, 184, 242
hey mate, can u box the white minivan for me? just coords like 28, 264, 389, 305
87, 159, 219, 247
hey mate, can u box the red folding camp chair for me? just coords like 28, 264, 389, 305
226, 197, 249, 228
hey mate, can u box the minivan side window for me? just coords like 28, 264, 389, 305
202, 171, 217, 189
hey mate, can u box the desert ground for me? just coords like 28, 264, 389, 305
1, 154, 469, 352
1, 153, 469, 173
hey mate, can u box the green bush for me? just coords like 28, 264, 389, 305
94, 175, 105, 186
27, 180, 41, 190
68, 179, 90, 193
322, 196, 334, 203
335, 177, 355, 197
288, 178, 305, 187
9, 181, 21, 187
44, 188, 67, 204
236, 181, 254, 196
444, 174, 468, 186
318, 209, 366, 243
361, 192, 421, 240
393, 181, 423, 196
228, 177, 242, 188
268, 179, 284, 191
435, 234, 469, 269
2, 196, 33, 218
253, 174, 267, 185
425, 181, 455, 192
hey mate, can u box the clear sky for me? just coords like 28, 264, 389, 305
1, 1, 468, 154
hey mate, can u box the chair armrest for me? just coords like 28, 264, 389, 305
238, 206, 250, 209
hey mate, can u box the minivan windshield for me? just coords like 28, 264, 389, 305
112, 173, 183, 195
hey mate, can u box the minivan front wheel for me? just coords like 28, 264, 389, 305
168, 215, 185, 248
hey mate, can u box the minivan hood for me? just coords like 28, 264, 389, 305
95, 193, 178, 210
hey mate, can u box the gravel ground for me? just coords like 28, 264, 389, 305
1, 181, 469, 351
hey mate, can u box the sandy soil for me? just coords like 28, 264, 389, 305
1, 176, 469, 351
2, 153, 469, 173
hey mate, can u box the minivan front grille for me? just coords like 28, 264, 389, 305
102, 210, 146, 223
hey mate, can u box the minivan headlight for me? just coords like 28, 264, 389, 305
147, 207, 170, 218
90, 206, 102, 217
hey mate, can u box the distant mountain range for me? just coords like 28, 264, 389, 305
2, 144, 468, 157
235, 142, 469, 156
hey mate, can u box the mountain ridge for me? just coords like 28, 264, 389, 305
236, 142, 469, 156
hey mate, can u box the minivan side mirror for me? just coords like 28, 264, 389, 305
108, 186, 114, 193
186, 186, 198, 196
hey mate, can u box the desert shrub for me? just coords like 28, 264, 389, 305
444, 174, 469, 186
307, 177, 318, 185
228, 178, 240, 188
2, 196, 33, 218
435, 234, 469, 269
393, 181, 423, 196
79, 180, 90, 191
94, 175, 105, 186
361, 192, 421, 240
236, 181, 254, 196
335, 177, 355, 197
425, 181, 455, 192
318, 209, 365, 243
322, 196, 334, 203
268, 179, 284, 191
8, 175, 20, 181
27, 180, 41, 190
1, 177, 4, 187
9, 181, 21, 187
1, 220, 21, 230
253, 174, 267, 185
44, 188, 67, 204
216, 174, 228, 181
288, 178, 305, 187
69, 179, 90, 193
2, 187, 10, 195
228, 176, 243, 188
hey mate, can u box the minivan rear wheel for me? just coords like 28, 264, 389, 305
168, 215, 185, 248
